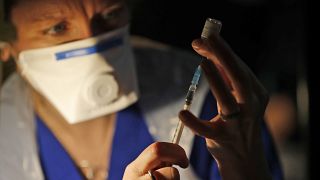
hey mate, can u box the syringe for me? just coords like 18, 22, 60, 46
171, 18, 222, 144
171, 65, 202, 144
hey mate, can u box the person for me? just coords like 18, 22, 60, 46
0, 0, 283, 179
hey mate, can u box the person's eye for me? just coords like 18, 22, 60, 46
45, 21, 68, 35
101, 9, 121, 21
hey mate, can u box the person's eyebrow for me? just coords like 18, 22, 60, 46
98, 0, 125, 10
30, 11, 65, 22
22, 1, 68, 22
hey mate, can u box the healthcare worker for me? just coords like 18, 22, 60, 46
0, 0, 283, 179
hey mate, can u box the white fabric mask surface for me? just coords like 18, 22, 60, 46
17, 25, 139, 124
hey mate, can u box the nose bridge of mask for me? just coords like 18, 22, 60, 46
54, 35, 124, 62
18, 26, 128, 76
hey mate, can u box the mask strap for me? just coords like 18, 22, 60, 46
0, 42, 6, 89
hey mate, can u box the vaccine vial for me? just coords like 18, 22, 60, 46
201, 18, 222, 39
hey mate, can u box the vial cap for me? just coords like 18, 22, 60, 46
201, 18, 222, 39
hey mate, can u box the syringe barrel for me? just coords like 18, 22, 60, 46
191, 66, 202, 85
185, 87, 196, 105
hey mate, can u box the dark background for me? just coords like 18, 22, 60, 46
129, 0, 306, 74
128, 0, 309, 179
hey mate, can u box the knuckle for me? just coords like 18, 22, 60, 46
124, 163, 139, 179
155, 167, 180, 180
149, 142, 165, 157
124, 162, 138, 174
124, 162, 132, 172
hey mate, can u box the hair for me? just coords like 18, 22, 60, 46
0, 0, 18, 84
1, 0, 18, 23
3, 0, 16, 21
0, 0, 17, 41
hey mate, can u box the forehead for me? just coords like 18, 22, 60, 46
12, 0, 121, 7
11, 0, 122, 17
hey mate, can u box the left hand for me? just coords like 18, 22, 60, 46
123, 142, 189, 180
179, 33, 271, 180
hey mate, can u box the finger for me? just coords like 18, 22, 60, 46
200, 59, 239, 115
179, 110, 225, 139
130, 142, 189, 175
153, 167, 180, 180
192, 37, 253, 101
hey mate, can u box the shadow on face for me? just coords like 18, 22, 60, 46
8, 0, 129, 53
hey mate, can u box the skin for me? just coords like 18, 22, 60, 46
6, 0, 131, 179
1, 0, 272, 179
2, 0, 186, 179
180, 37, 272, 179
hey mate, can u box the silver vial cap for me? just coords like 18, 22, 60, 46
201, 18, 222, 39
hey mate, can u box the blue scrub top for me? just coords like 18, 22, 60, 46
36, 93, 283, 180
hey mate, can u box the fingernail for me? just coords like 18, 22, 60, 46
191, 39, 202, 49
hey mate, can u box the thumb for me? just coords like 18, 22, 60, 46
179, 110, 224, 139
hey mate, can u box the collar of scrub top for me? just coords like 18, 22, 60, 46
36, 103, 154, 180
36, 92, 250, 180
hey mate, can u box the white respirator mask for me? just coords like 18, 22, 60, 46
17, 25, 139, 124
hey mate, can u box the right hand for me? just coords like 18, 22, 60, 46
123, 142, 189, 180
